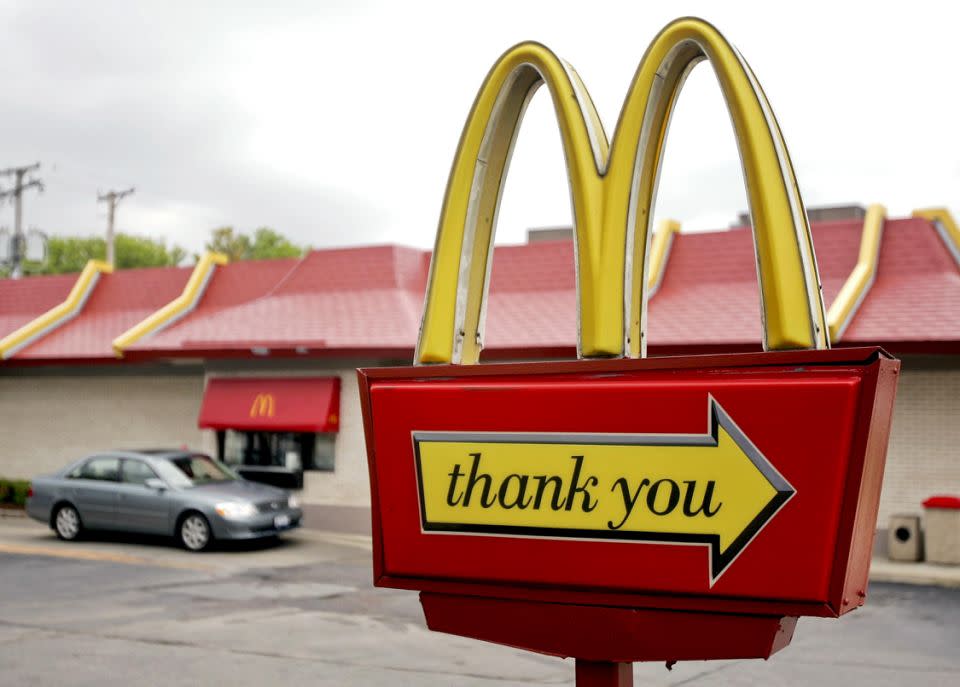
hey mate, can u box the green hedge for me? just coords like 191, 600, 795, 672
0, 479, 31, 507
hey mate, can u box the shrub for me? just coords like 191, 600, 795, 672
0, 478, 31, 507
11, 481, 30, 506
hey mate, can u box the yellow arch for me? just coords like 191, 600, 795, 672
416, 42, 614, 364
613, 18, 828, 356
646, 219, 681, 298
112, 251, 228, 357
913, 208, 960, 264
0, 260, 113, 360
826, 204, 886, 342
416, 17, 828, 365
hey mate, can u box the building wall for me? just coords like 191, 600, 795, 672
0, 369, 204, 479
0, 362, 376, 508
2, 357, 958, 522
878, 359, 960, 526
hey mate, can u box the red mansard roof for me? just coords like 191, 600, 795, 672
1, 213, 959, 363
843, 217, 960, 348
13, 265, 192, 361
129, 246, 429, 356
481, 220, 867, 355
134, 256, 302, 351
645, 219, 865, 353
0, 272, 76, 340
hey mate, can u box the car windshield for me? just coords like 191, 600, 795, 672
156, 454, 239, 487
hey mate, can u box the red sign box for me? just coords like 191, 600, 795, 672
360, 347, 898, 625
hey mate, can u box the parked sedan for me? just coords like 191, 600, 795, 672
26, 450, 302, 551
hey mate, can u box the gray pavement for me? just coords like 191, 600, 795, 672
302, 503, 372, 535
1, 519, 959, 686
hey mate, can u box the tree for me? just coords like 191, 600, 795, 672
42, 236, 103, 275
205, 226, 251, 262
19, 234, 187, 275
205, 226, 304, 261
250, 227, 303, 259
168, 244, 188, 267
113, 234, 180, 270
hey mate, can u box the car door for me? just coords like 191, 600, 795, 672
70, 456, 121, 529
116, 459, 171, 534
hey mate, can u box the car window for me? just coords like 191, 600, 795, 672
121, 459, 159, 486
167, 455, 238, 485
152, 461, 193, 488
78, 457, 120, 482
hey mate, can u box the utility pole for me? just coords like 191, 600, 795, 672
0, 163, 44, 279
97, 187, 135, 266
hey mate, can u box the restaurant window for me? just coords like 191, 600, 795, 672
199, 376, 341, 489
218, 430, 334, 472
313, 434, 335, 471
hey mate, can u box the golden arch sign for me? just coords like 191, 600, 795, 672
360, 16, 898, 676
417, 17, 828, 365
249, 393, 275, 418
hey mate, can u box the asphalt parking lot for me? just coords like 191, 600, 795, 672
1, 517, 959, 686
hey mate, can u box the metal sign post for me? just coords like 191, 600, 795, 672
360, 17, 899, 686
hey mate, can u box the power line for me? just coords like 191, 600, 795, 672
97, 187, 135, 266
0, 163, 44, 279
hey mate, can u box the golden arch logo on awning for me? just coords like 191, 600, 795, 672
249, 393, 276, 418
416, 17, 828, 366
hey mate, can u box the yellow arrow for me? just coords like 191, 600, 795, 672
414, 397, 794, 582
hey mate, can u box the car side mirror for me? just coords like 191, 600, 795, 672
145, 478, 167, 492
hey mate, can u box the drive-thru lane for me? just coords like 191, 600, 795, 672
1, 518, 958, 686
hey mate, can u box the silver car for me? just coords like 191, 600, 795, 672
26, 450, 303, 551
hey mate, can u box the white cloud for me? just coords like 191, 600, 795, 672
0, 0, 956, 254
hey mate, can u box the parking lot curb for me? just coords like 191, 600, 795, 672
869, 557, 960, 588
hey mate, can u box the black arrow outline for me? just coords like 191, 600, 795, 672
412, 396, 796, 583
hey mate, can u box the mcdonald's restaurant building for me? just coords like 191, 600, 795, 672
2, 206, 960, 538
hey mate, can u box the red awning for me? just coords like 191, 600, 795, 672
198, 376, 341, 433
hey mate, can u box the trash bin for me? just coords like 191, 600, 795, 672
887, 514, 923, 561
922, 495, 960, 565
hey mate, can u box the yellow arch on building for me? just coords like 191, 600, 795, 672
826, 204, 886, 342
913, 208, 960, 265
646, 219, 681, 299
0, 260, 113, 360
112, 251, 228, 357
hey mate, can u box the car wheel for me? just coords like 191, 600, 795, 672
179, 513, 212, 552
54, 504, 82, 541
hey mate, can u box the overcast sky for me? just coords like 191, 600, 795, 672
0, 0, 957, 256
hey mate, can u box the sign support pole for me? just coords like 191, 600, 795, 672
575, 660, 633, 686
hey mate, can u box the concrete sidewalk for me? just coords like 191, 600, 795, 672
870, 557, 960, 588
302, 503, 371, 535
